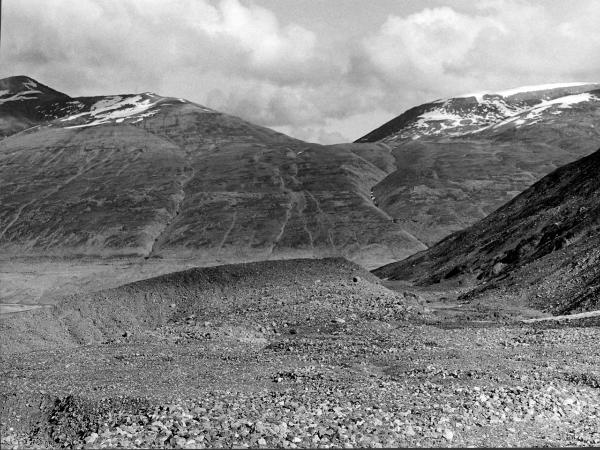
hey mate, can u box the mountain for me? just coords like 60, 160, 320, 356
2, 76, 599, 276
374, 148, 600, 314
0, 76, 71, 137
0, 76, 425, 268
356, 82, 600, 143
355, 82, 600, 245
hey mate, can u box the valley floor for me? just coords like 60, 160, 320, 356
1, 260, 599, 448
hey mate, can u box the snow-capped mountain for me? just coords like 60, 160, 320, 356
1, 76, 599, 271
0, 76, 424, 268
54, 93, 213, 128
356, 82, 600, 143
0, 76, 71, 137
354, 81, 600, 247
0, 76, 68, 104
0, 76, 215, 136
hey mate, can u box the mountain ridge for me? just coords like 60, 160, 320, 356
1, 76, 599, 271
2, 75, 600, 306
356, 82, 600, 143
0, 76, 425, 268
353, 81, 600, 245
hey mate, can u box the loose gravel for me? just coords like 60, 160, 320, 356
1, 259, 598, 448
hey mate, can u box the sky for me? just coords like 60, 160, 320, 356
1, 0, 599, 143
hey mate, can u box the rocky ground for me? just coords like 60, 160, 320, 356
1, 258, 599, 448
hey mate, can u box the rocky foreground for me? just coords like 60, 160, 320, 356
1, 258, 598, 448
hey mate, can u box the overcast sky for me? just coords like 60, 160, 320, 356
1, 0, 599, 143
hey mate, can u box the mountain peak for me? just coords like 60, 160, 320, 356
0, 75, 70, 103
356, 81, 600, 143
0, 75, 41, 87
0, 76, 220, 135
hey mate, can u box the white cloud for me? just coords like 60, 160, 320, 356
201, 0, 316, 68
365, 7, 503, 82
204, 78, 382, 129
362, 1, 600, 102
1, 0, 599, 143
2, 0, 338, 89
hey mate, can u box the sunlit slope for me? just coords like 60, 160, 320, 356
0, 76, 425, 267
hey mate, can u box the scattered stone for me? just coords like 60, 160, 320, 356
85, 433, 98, 444
3, 260, 599, 449
442, 428, 454, 441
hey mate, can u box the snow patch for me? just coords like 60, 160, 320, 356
523, 93, 596, 121
455, 82, 597, 102
402, 90, 598, 139
496, 82, 596, 97
0, 90, 42, 105
537, 92, 595, 108
418, 110, 464, 121
460, 91, 488, 103
62, 95, 160, 128
23, 79, 39, 90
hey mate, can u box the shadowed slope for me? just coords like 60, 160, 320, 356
374, 149, 600, 314
0, 76, 71, 137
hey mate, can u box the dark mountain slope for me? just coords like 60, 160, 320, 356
0, 76, 71, 137
374, 149, 600, 313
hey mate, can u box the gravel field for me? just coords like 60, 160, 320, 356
1, 258, 599, 448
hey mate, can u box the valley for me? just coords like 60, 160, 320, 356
2, 77, 600, 307
1, 76, 599, 448
375, 148, 600, 315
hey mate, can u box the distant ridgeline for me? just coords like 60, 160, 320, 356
1, 76, 599, 268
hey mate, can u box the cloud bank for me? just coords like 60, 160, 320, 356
2, 0, 599, 143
